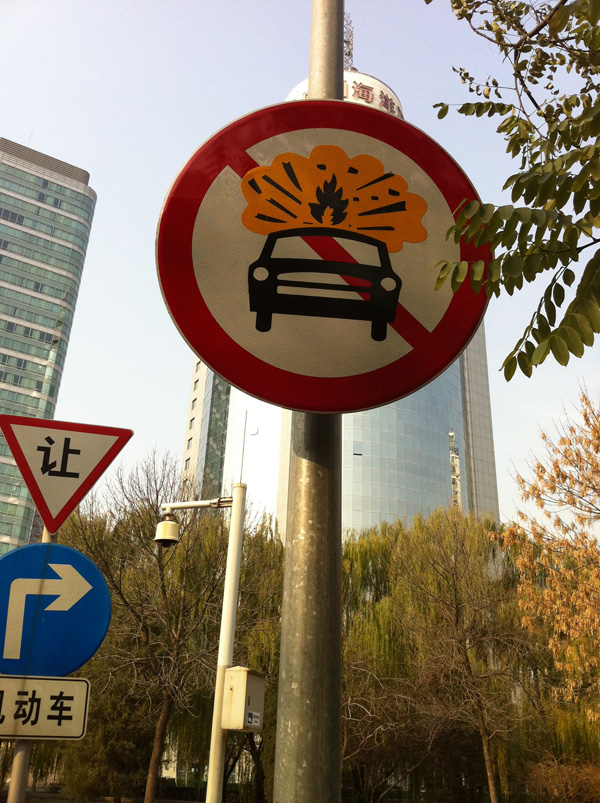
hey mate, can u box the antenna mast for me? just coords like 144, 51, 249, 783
344, 13, 354, 71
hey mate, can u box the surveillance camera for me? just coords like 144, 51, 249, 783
154, 518, 180, 548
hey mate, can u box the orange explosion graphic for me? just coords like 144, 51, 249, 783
241, 145, 427, 252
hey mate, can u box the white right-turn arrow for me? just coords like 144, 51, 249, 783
3, 563, 93, 660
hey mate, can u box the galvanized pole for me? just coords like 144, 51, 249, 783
273, 3, 344, 801
205, 482, 247, 803
7, 527, 57, 803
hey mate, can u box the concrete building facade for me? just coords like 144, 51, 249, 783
0, 138, 96, 553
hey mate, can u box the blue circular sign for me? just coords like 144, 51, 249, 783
0, 543, 111, 676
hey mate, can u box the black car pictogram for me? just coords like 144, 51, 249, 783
248, 228, 401, 341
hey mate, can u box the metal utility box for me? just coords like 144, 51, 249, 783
221, 667, 266, 732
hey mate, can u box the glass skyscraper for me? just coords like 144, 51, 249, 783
181, 70, 499, 534
0, 138, 96, 553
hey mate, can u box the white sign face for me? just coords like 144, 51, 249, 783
0, 676, 89, 740
0, 417, 133, 533
12, 426, 119, 517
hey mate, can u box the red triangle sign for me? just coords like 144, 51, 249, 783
0, 416, 133, 534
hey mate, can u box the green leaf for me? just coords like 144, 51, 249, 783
550, 334, 570, 366
435, 261, 454, 290
488, 258, 501, 284
503, 355, 517, 381
503, 255, 524, 278
549, 5, 570, 37
471, 260, 486, 283
588, 0, 600, 26
537, 314, 551, 339
498, 205, 514, 220
563, 268, 576, 286
480, 204, 495, 224
531, 339, 551, 365
514, 208, 532, 223
553, 283, 565, 307
583, 298, 600, 332
561, 326, 584, 357
517, 351, 532, 377
451, 261, 469, 291
546, 298, 557, 326
571, 313, 595, 346
435, 103, 449, 119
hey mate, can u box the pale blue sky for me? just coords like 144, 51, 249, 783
2, 0, 598, 522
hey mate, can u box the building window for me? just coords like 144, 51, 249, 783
193, 379, 199, 391
187, 438, 192, 450
191, 398, 197, 410
184, 458, 190, 471
189, 418, 195, 430
196, 360, 201, 372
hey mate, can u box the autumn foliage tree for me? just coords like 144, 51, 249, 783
428, 0, 600, 377
500, 392, 600, 708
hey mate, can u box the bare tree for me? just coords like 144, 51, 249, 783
62, 452, 229, 803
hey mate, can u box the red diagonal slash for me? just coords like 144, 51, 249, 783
230, 151, 431, 348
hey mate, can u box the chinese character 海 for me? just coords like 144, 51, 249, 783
14, 690, 41, 726
47, 691, 74, 726
352, 82, 374, 104
37, 436, 80, 478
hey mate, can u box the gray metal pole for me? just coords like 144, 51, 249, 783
273, 414, 342, 802
306, 0, 345, 100
6, 740, 32, 803
205, 483, 247, 803
7, 527, 57, 803
273, 9, 344, 800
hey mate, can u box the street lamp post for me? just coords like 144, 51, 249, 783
156, 482, 247, 803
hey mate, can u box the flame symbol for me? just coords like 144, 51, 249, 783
241, 145, 427, 253
309, 175, 349, 225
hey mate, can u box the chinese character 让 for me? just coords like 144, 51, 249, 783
37, 436, 80, 478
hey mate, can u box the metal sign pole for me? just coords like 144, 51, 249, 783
6, 527, 56, 803
273, 3, 344, 800
205, 483, 247, 803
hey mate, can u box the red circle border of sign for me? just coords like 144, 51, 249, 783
157, 100, 490, 414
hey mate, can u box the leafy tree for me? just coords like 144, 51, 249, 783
341, 523, 424, 803
170, 513, 284, 803
391, 508, 537, 803
428, 0, 600, 378
60, 676, 155, 802
500, 392, 600, 710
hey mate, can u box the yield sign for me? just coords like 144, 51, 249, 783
0, 416, 133, 533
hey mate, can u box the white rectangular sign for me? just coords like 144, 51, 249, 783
0, 676, 89, 740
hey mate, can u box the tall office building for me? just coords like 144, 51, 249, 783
0, 138, 96, 553
181, 69, 499, 534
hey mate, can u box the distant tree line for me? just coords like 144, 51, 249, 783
1, 392, 599, 802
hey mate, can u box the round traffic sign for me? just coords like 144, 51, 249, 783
157, 101, 489, 413
0, 544, 111, 677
